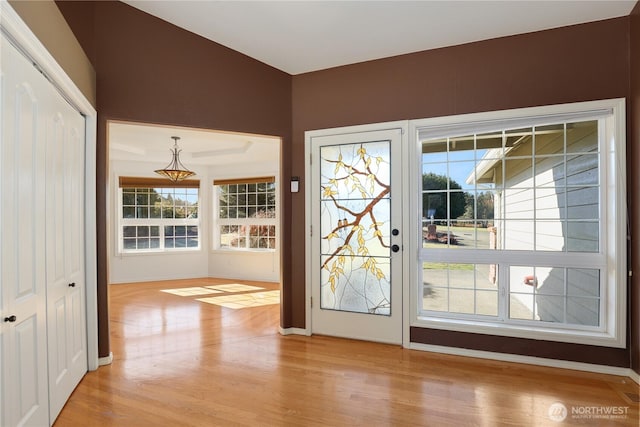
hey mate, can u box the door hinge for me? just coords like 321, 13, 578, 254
310, 225, 313, 236
310, 297, 313, 308
310, 153, 312, 165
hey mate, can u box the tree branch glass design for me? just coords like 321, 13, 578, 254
320, 141, 392, 316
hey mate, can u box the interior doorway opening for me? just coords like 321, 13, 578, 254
106, 120, 283, 354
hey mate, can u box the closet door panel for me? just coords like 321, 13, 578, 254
66, 110, 87, 375
45, 83, 87, 423
14, 314, 48, 425
67, 127, 83, 278
46, 112, 69, 399
1, 35, 49, 427
51, 297, 69, 383
66, 125, 86, 369
69, 288, 85, 362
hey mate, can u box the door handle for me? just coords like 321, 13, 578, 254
4, 315, 16, 323
391, 244, 400, 253
68, 282, 76, 287
392, 229, 399, 236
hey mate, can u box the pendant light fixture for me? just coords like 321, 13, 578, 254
154, 136, 195, 181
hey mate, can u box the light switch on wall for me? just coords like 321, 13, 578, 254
291, 176, 299, 192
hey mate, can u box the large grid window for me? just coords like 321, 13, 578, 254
119, 177, 199, 252
214, 177, 276, 250
414, 99, 626, 347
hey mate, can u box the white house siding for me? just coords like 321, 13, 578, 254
494, 121, 599, 325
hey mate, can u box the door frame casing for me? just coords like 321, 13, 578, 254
1, 1, 99, 370
304, 121, 410, 347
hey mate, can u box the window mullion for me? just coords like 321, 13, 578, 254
159, 223, 165, 250
532, 126, 536, 251
563, 267, 568, 324
499, 263, 508, 321
563, 122, 568, 252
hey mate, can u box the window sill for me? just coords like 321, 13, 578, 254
412, 315, 625, 348
117, 248, 202, 257
211, 248, 276, 254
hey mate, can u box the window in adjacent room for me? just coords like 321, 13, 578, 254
118, 177, 200, 253
214, 177, 277, 250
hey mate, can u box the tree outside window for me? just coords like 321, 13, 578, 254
215, 178, 277, 250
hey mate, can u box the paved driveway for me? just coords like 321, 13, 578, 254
421, 264, 533, 319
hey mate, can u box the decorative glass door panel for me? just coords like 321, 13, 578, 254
319, 141, 391, 315
308, 126, 404, 345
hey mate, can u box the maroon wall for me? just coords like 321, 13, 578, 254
292, 18, 631, 366
58, 0, 636, 369
53, 0, 96, 66
57, 1, 293, 357
630, 2, 640, 375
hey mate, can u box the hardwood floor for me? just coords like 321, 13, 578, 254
55, 278, 638, 426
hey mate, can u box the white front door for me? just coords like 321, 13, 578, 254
308, 126, 405, 344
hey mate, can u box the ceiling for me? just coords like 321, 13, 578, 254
112, 0, 636, 166
109, 122, 280, 166
123, 0, 636, 75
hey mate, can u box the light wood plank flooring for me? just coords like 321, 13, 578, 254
55, 278, 639, 426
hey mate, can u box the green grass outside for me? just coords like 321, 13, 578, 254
423, 262, 475, 271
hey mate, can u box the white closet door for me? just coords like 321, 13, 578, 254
0, 35, 50, 427
1, 29, 88, 426
44, 57, 87, 424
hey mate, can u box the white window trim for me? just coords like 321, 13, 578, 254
408, 98, 627, 348
117, 186, 201, 254
212, 179, 278, 252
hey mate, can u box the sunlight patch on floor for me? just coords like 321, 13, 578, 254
197, 290, 280, 309
160, 283, 278, 309
206, 284, 264, 292
160, 287, 224, 296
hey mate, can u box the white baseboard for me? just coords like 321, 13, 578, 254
98, 352, 113, 366
274, 331, 640, 383
410, 342, 637, 380
279, 326, 310, 336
